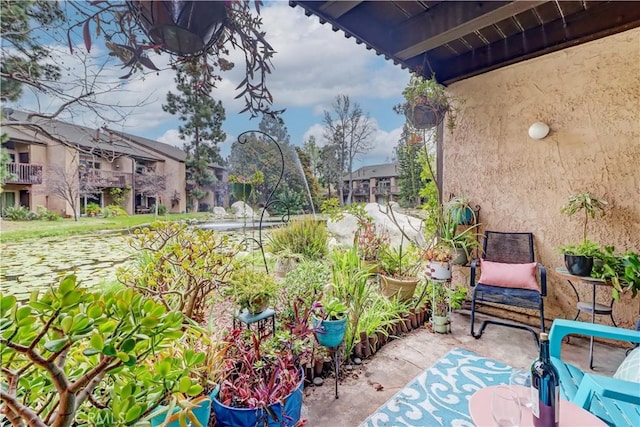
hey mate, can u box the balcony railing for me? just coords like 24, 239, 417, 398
82, 170, 132, 188
4, 163, 43, 184
372, 186, 400, 195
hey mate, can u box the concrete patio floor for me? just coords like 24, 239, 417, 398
302, 311, 628, 427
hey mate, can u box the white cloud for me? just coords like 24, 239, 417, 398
157, 129, 184, 148
9, 1, 412, 169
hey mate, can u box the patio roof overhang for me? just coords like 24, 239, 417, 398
289, 1, 640, 85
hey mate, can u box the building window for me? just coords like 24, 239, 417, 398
0, 191, 16, 210
80, 158, 101, 169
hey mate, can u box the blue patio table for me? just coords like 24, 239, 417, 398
233, 308, 276, 338
555, 267, 617, 369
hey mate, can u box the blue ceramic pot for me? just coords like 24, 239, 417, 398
313, 316, 347, 348
213, 373, 304, 427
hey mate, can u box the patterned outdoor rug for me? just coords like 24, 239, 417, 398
360, 348, 514, 427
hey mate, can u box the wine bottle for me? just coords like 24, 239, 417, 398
530, 332, 560, 427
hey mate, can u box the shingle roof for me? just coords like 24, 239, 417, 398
343, 163, 399, 181
3, 111, 160, 161
107, 128, 186, 162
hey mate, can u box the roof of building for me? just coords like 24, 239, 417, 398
3, 111, 160, 161
344, 163, 399, 181
290, 1, 640, 85
107, 128, 186, 163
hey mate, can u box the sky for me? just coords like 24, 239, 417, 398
11, 1, 412, 169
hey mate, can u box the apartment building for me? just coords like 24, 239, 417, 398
342, 162, 400, 205
1, 111, 187, 216
110, 129, 228, 211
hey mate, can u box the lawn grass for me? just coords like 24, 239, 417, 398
0, 213, 210, 241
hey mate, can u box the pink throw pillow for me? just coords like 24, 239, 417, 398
479, 260, 539, 291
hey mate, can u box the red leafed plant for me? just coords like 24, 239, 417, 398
217, 330, 302, 410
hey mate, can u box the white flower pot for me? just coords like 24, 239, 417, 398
429, 261, 451, 280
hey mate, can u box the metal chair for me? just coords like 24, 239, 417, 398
549, 319, 640, 426
469, 231, 547, 346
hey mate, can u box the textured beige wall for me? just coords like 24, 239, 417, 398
446, 28, 640, 328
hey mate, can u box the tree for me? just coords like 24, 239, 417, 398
1, 122, 16, 193
135, 169, 167, 215
396, 127, 427, 207
227, 115, 313, 211
0, 0, 64, 103
322, 95, 375, 205
163, 60, 226, 212
318, 143, 341, 198
301, 136, 322, 179
45, 154, 100, 221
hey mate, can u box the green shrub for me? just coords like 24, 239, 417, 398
85, 202, 101, 216
267, 217, 328, 261
152, 203, 168, 215
35, 205, 61, 221
102, 204, 128, 217
1, 205, 36, 221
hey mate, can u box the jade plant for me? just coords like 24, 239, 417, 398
118, 221, 240, 323
0, 275, 204, 426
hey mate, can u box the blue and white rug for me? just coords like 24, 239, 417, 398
360, 348, 514, 427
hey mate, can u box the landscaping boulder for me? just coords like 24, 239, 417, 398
212, 206, 227, 217
231, 201, 255, 219
327, 203, 425, 249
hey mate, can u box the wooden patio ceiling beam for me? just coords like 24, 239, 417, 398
393, 0, 548, 60
319, 1, 362, 19
435, 0, 640, 84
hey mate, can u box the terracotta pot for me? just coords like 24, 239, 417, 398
410, 310, 418, 329
368, 335, 377, 354
380, 274, 419, 302
354, 342, 363, 358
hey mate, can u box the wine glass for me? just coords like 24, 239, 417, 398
509, 369, 532, 408
492, 385, 521, 427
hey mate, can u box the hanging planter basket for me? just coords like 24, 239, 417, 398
128, 0, 227, 56
406, 103, 448, 130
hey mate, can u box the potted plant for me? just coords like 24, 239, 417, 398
560, 192, 608, 276
424, 242, 454, 280
228, 170, 264, 201
355, 217, 390, 274
227, 267, 278, 315
427, 281, 468, 334
593, 248, 640, 300
394, 74, 463, 131
445, 195, 476, 226
312, 296, 349, 348
212, 330, 304, 427
378, 243, 421, 302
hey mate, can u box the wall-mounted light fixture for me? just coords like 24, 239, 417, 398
528, 121, 550, 140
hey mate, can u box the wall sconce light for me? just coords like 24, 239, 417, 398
528, 121, 550, 140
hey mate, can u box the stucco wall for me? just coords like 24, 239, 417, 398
445, 28, 640, 328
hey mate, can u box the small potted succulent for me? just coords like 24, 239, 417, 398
355, 218, 390, 274
428, 281, 468, 334
559, 192, 608, 276
424, 242, 454, 280
227, 268, 278, 315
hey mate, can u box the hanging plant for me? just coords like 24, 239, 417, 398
68, 0, 281, 118
394, 74, 463, 131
